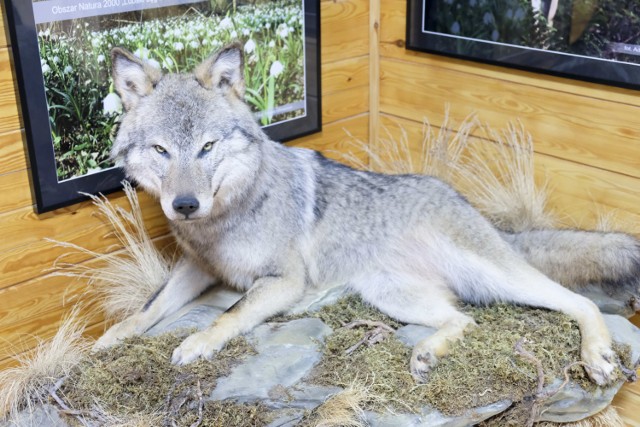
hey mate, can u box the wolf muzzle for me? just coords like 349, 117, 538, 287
172, 196, 200, 218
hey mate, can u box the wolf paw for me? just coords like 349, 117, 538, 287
93, 318, 140, 351
171, 330, 223, 365
582, 346, 617, 386
410, 349, 438, 383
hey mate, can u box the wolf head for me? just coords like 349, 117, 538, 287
110, 44, 264, 221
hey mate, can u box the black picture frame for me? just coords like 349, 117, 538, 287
406, 0, 640, 91
5, 0, 321, 213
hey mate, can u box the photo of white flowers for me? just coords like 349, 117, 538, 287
36, 0, 306, 181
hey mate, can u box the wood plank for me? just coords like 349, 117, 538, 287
288, 113, 369, 165
536, 154, 640, 234
379, 0, 640, 108
0, 129, 27, 175
369, 0, 380, 167
0, 189, 162, 254
321, 0, 369, 64
0, 169, 31, 213
0, 205, 169, 290
322, 84, 369, 124
0, 47, 20, 134
322, 55, 369, 96
378, 113, 640, 234
380, 58, 640, 180
0, 2, 10, 49
0, 233, 174, 364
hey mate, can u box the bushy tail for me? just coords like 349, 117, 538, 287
502, 229, 640, 290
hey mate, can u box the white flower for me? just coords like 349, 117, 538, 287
41, 63, 51, 74
162, 57, 174, 69
63, 65, 73, 74
189, 40, 200, 49
147, 58, 161, 69
244, 39, 256, 54
242, 29, 250, 36
173, 42, 184, 51
276, 24, 289, 38
268, 40, 275, 48
134, 47, 150, 59
52, 56, 60, 63
269, 60, 283, 77
97, 54, 105, 63
450, 21, 460, 34
102, 93, 123, 116
230, 30, 238, 38
220, 16, 233, 29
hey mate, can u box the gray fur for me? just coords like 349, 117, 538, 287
95, 45, 640, 386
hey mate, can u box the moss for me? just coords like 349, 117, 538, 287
62, 330, 271, 425
305, 296, 629, 419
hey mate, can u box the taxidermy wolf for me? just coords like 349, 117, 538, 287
96, 43, 640, 386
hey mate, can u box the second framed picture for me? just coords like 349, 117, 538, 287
407, 0, 640, 91
6, 0, 321, 213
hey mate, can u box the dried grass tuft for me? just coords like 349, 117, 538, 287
340, 109, 477, 184
340, 111, 555, 232
300, 382, 376, 427
0, 309, 90, 422
455, 122, 556, 232
50, 182, 173, 320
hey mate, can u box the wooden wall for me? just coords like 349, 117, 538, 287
376, 0, 640, 423
0, 0, 370, 369
377, 0, 640, 235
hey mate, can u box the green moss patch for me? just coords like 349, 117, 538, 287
303, 295, 629, 419
61, 331, 272, 426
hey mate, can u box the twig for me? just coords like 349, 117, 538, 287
189, 380, 204, 427
341, 320, 396, 355
514, 338, 544, 427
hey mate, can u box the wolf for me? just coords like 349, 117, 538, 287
95, 43, 640, 386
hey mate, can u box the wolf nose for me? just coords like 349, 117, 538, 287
172, 196, 200, 216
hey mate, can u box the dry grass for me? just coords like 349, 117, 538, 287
340, 112, 556, 232
50, 181, 174, 321
340, 110, 477, 184
301, 383, 372, 427
537, 405, 623, 427
0, 310, 90, 422
455, 122, 556, 232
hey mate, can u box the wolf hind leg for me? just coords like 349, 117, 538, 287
353, 272, 475, 383
489, 259, 616, 385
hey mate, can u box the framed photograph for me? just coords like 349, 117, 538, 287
5, 0, 321, 213
406, 0, 640, 90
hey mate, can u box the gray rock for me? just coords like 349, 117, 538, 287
604, 313, 640, 364
3, 404, 69, 427
395, 324, 437, 347
577, 285, 637, 318
366, 400, 511, 427
537, 379, 621, 423
210, 318, 332, 405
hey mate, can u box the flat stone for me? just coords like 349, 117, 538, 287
395, 324, 437, 347
3, 404, 69, 427
209, 318, 332, 404
366, 400, 511, 427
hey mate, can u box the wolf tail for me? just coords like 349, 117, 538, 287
501, 229, 640, 291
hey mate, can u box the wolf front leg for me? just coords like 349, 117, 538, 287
93, 256, 216, 350
171, 271, 306, 365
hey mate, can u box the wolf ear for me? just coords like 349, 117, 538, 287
111, 47, 162, 111
194, 43, 245, 98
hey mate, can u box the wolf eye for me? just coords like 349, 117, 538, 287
202, 140, 217, 152
153, 145, 167, 155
